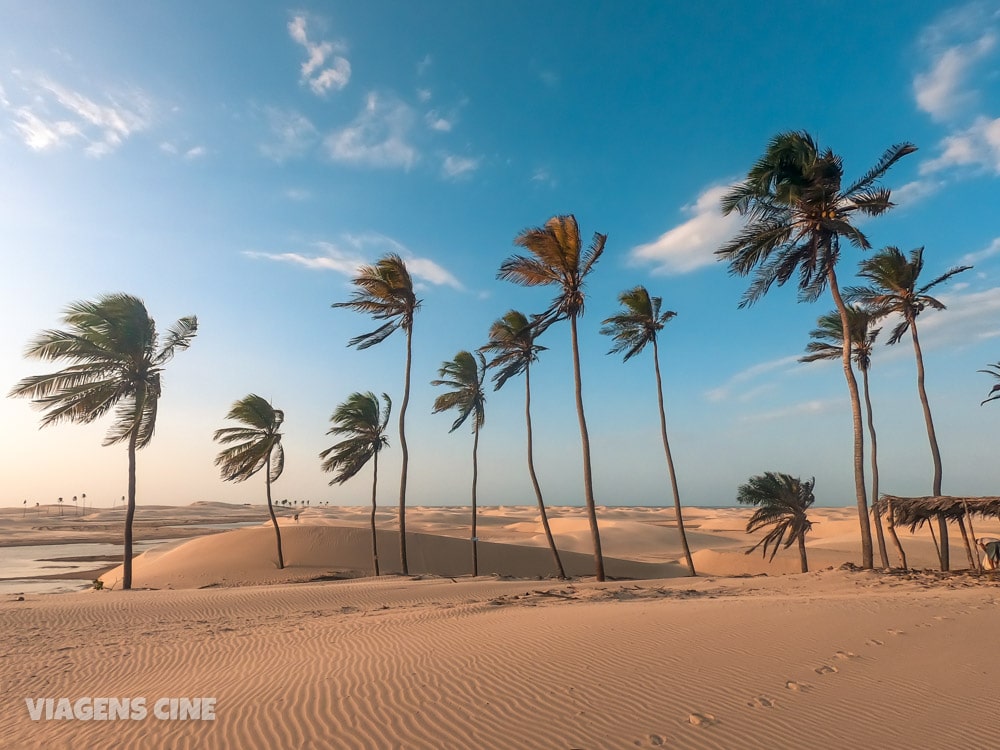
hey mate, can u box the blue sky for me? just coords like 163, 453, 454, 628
2, 1, 999, 510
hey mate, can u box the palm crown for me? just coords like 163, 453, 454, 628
800, 306, 880, 372
431, 351, 486, 433
844, 246, 972, 344
717, 131, 916, 306
9, 294, 197, 447
332, 253, 420, 349
599, 286, 676, 361
480, 310, 548, 390
320, 392, 392, 484
737, 472, 815, 562
213, 394, 285, 483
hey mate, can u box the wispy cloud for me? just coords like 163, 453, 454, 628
416, 54, 432, 75
259, 107, 317, 162
629, 183, 743, 275
425, 110, 453, 132
416, 88, 432, 103
913, 31, 996, 121
740, 398, 842, 424
919, 115, 1000, 175
288, 15, 351, 95
891, 178, 945, 207
441, 154, 480, 179
246, 233, 463, 289
961, 237, 1000, 264
325, 93, 417, 169
4, 74, 151, 156
706, 354, 802, 403
530, 167, 557, 187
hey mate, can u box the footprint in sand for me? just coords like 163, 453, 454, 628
687, 712, 718, 727
814, 665, 839, 675
834, 650, 859, 660
785, 680, 811, 692
865, 639, 884, 647
647, 734, 665, 746
887, 628, 905, 636
747, 696, 776, 708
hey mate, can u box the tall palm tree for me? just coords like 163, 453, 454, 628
498, 214, 608, 581
214, 394, 287, 570
800, 307, 907, 569
9, 294, 197, 590
980, 363, 1000, 405
333, 254, 419, 574
481, 310, 566, 579
717, 131, 916, 570
737, 471, 815, 573
431, 351, 487, 577
846, 246, 971, 570
319, 391, 392, 576
600, 286, 696, 575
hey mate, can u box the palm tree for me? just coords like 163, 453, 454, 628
717, 131, 916, 570
213, 394, 286, 570
431, 351, 487, 577
333, 254, 419, 575
980, 363, 1000, 405
320, 391, 392, 576
481, 310, 566, 579
498, 215, 607, 581
737, 471, 815, 573
9, 294, 197, 590
600, 286, 696, 575
800, 307, 907, 569
846, 246, 971, 570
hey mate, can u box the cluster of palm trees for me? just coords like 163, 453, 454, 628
718, 130, 975, 572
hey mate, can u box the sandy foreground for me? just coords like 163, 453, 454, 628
2, 503, 999, 749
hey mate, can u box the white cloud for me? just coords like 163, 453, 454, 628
913, 31, 996, 120
441, 154, 480, 179
417, 55, 432, 75
740, 398, 842, 424
288, 15, 351, 95
891, 178, 944, 207
284, 188, 311, 201
920, 116, 1000, 174
11, 107, 79, 151
259, 107, 317, 162
630, 184, 744, 275
184, 146, 206, 160
416, 88, 432, 103
880, 284, 1000, 355
245, 235, 463, 289
961, 237, 1000, 264
706, 354, 802, 403
325, 93, 417, 169
425, 110, 452, 132
159, 141, 178, 155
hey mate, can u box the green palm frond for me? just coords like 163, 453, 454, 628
600, 285, 676, 362
431, 350, 486, 433
480, 310, 548, 391
979, 363, 1000, 406
332, 254, 421, 350
320, 391, 391, 485
8, 294, 197, 449
800, 307, 879, 371
213, 394, 283, 483
737, 471, 815, 561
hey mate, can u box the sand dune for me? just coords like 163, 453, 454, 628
4, 503, 1000, 748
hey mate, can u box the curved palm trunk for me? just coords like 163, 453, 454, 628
798, 535, 808, 574
525, 364, 566, 579
265, 449, 284, 570
828, 266, 873, 569
370, 452, 380, 577
122, 383, 146, 591
471, 425, 479, 577
861, 368, 890, 569
570, 315, 605, 581
909, 319, 948, 570
652, 338, 695, 576
398, 326, 412, 575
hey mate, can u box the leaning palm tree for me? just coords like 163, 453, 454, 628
214, 394, 287, 570
717, 131, 916, 570
600, 286, 696, 576
333, 254, 419, 575
737, 471, 815, 573
480, 310, 566, 579
9, 294, 197, 590
319, 391, 392, 576
846, 246, 971, 570
800, 307, 907, 569
980, 363, 1000, 405
498, 215, 607, 581
431, 351, 486, 577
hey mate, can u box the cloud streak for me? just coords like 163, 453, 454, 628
288, 16, 351, 95
325, 93, 417, 169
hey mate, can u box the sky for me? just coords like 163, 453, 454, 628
2, 1, 1000, 511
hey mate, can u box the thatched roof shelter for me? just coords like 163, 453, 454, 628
875, 495, 1000, 531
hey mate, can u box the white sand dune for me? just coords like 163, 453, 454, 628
3, 503, 1000, 748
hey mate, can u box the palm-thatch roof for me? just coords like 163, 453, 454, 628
875, 495, 1000, 531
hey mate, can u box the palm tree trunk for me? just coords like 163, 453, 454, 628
798, 535, 809, 574
371, 452, 380, 577
123, 383, 146, 591
828, 266, 873, 569
265, 450, 284, 570
957, 516, 976, 570
471, 425, 479, 577
909, 320, 948, 570
652, 338, 695, 576
963, 501, 981, 573
398, 326, 412, 575
570, 314, 605, 582
525, 364, 566, 579
861, 368, 890, 569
